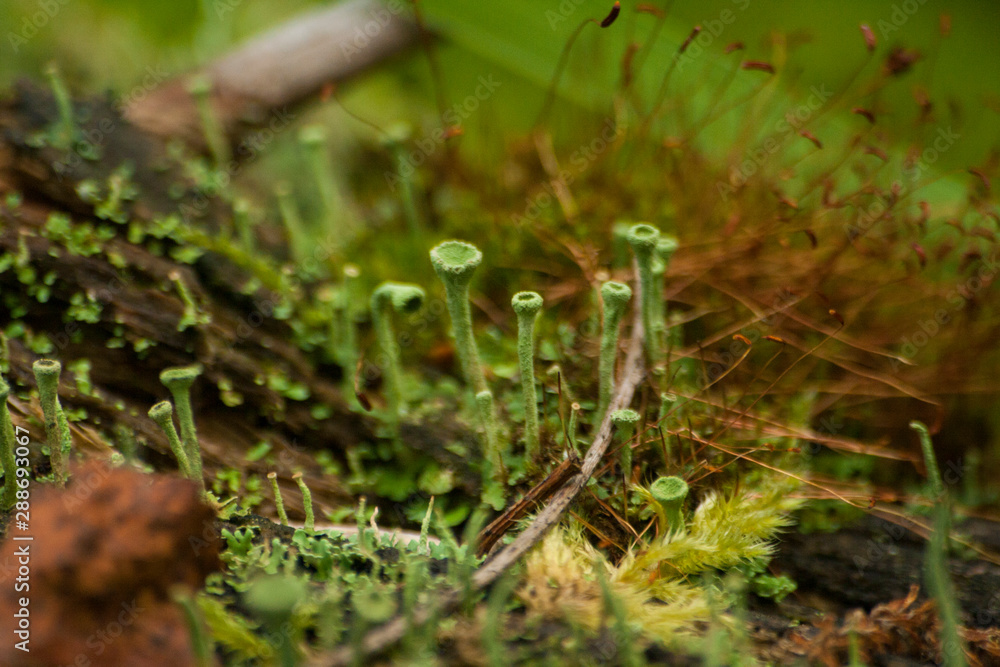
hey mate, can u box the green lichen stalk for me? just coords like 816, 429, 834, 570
44, 63, 77, 151
233, 198, 255, 253
910, 421, 966, 664
0, 377, 19, 509
430, 240, 487, 395
626, 223, 662, 363
187, 75, 231, 169
276, 184, 311, 267
910, 420, 944, 498
611, 408, 641, 485
32, 359, 71, 486
512, 291, 543, 460
649, 475, 689, 534
268, 472, 289, 526
300, 125, 348, 239
651, 236, 678, 365
160, 365, 205, 492
370, 282, 425, 428
148, 401, 191, 479
382, 123, 423, 242
338, 264, 361, 394
598, 281, 632, 420
476, 389, 505, 508
293, 472, 315, 533
476, 390, 502, 472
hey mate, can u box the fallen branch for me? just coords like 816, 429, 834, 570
125, 0, 421, 152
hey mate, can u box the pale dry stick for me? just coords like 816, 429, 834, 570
126, 0, 420, 150
310, 305, 646, 667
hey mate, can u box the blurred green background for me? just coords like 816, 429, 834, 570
2, 0, 997, 169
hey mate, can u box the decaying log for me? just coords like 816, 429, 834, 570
0, 0, 467, 519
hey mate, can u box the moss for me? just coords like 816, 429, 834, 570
66, 291, 103, 323
66, 359, 93, 396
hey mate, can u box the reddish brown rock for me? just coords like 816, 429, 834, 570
0, 462, 220, 666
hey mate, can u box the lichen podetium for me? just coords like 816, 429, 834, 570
511, 291, 543, 460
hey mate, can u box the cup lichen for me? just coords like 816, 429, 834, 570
599, 281, 632, 420
625, 223, 662, 363
148, 400, 192, 480
511, 291, 543, 460
370, 281, 426, 429
32, 359, 72, 486
430, 240, 487, 395
649, 475, 689, 534
159, 364, 205, 491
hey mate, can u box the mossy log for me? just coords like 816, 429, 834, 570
0, 79, 478, 519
